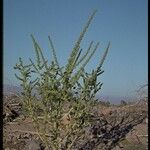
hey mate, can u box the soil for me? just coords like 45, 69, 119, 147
3, 94, 148, 150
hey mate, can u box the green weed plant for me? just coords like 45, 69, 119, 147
14, 10, 110, 149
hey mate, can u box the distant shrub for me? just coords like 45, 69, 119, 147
120, 100, 127, 106
14, 10, 110, 149
97, 100, 111, 107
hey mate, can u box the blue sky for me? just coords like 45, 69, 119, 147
4, 0, 148, 100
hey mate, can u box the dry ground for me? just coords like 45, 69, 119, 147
3, 94, 148, 150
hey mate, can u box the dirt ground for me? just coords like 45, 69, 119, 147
3, 94, 148, 150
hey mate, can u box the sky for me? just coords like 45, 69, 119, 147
4, 0, 148, 101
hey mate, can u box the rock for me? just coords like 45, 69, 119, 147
26, 140, 41, 150
22, 133, 31, 139
44, 146, 50, 150
5, 148, 10, 150
145, 118, 148, 124
112, 145, 121, 150
5, 148, 16, 150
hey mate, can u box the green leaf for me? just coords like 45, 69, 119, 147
15, 73, 24, 81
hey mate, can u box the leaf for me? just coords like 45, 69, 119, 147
29, 58, 39, 72
15, 73, 24, 81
